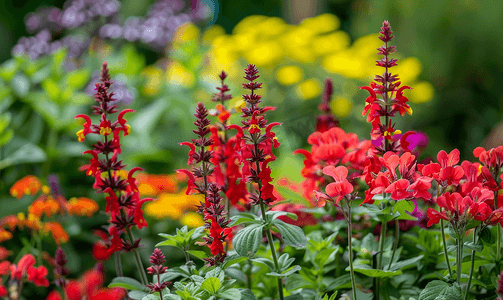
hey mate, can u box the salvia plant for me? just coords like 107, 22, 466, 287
2, 18, 503, 300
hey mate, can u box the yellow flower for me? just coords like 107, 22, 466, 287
312, 31, 350, 56
203, 25, 226, 45
244, 41, 283, 67
173, 22, 200, 43
180, 212, 205, 228
234, 99, 246, 113
276, 65, 303, 85
301, 14, 340, 34
141, 66, 163, 96
392, 57, 422, 85
233, 15, 269, 34
167, 62, 195, 87
409, 81, 435, 103
296, 79, 321, 100
322, 51, 366, 79
330, 96, 352, 117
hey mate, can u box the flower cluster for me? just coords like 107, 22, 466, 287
0, 254, 49, 298
46, 268, 125, 300
2, 176, 99, 245
295, 127, 372, 201
199, 184, 232, 266
227, 64, 281, 206
145, 248, 170, 295
76, 62, 152, 256
207, 71, 249, 210
360, 20, 413, 154
179, 101, 231, 265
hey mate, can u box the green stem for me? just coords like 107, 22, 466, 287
465, 227, 477, 300
114, 252, 123, 277
126, 227, 148, 286
247, 259, 253, 291
345, 200, 357, 300
376, 220, 387, 300
440, 219, 453, 279
456, 233, 463, 286
259, 201, 284, 300
498, 226, 502, 273
387, 219, 400, 270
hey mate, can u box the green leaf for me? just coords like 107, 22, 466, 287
129, 99, 168, 135
0, 129, 13, 147
11, 73, 30, 98
272, 220, 307, 248
325, 274, 352, 291
200, 277, 221, 294
265, 210, 298, 221
284, 294, 304, 300
387, 255, 424, 271
0, 143, 47, 170
314, 248, 338, 269
41, 78, 61, 102
187, 250, 207, 260
109, 277, 147, 291
480, 226, 495, 244
228, 213, 260, 226
233, 223, 264, 257
0, 59, 19, 81
267, 265, 301, 277
129, 290, 149, 300
142, 295, 160, 300
464, 241, 483, 252
347, 264, 401, 278
418, 280, 461, 300
217, 288, 241, 300
240, 289, 258, 300
392, 200, 417, 221
222, 254, 247, 270
66, 69, 90, 89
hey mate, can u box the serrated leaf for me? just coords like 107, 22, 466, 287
217, 288, 241, 300
273, 220, 307, 248
109, 277, 147, 291
240, 289, 258, 300
200, 277, 221, 294
233, 223, 264, 257
418, 280, 461, 300
129, 290, 149, 300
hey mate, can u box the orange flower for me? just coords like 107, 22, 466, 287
43, 222, 69, 245
0, 215, 18, 230
68, 197, 99, 217
24, 213, 43, 231
10, 175, 42, 199
137, 173, 178, 196
28, 198, 45, 218
0, 229, 12, 243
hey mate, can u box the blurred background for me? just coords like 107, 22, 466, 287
0, 0, 502, 290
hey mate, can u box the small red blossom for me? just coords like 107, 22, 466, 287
27, 265, 49, 287
384, 178, 410, 200
323, 165, 353, 203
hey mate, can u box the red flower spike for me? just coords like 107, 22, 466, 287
75, 114, 93, 142
180, 142, 196, 165
103, 187, 120, 213
258, 158, 277, 203
127, 167, 143, 192
266, 122, 281, 148
176, 169, 197, 195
